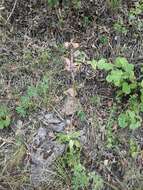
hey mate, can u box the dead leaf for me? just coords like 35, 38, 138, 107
104, 159, 109, 166
64, 41, 79, 49
63, 57, 77, 72
64, 42, 70, 49
63, 88, 78, 115
71, 42, 79, 49
62, 96, 79, 116
107, 101, 112, 107
64, 87, 77, 97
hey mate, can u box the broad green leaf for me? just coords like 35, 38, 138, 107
130, 122, 141, 129
118, 113, 128, 128
129, 95, 139, 112
130, 82, 137, 89
97, 59, 113, 71
129, 71, 136, 81
127, 110, 141, 129
122, 82, 131, 94
127, 110, 136, 120
115, 57, 128, 67
115, 57, 134, 72
106, 70, 123, 86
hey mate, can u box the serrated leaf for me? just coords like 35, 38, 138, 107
97, 59, 113, 71
130, 122, 141, 129
115, 57, 134, 72
115, 57, 128, 67
130, 82, 137, 89
106, 70, 123, 86
118, 113, 128, 128
127, 110, 141, 129
122, 82, 131, 94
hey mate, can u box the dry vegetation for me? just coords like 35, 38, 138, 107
0, 0, 143, 190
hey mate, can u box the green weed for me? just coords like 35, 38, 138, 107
72, 163, 89, 190
89, 57, 143, 129
113, 21, 128, 34
129, 139, 139, 158
77, 110, 86, 122
106, 106, 117, 148
129, 1, 143, 32
99, 35, 108, 45
0, 105, 11, 129
56, 132, 104, 190
129, 1, 143, 16
16, 76, 49, 117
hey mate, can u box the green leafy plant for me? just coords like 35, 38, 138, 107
57, 132, 104, 190
16, 76, 49, 117
89, 172, 104, 190
77, 110, 86, 122
89, 57, 143, 129
0, 105, 11, 129
129, 139, 139, 158
72, 163, 89, 190
129, 1, 143, 32
129, 1, 143, 16
95, 57, 136, 96
106, 106, 117, 148
99, 35, 108, 45
16, 95, 35, 117
118, 109, 142, 129
118, 94, 142, 129
113, 21, 128, 34
57, 132, 81, 166
83, 16, 91, 27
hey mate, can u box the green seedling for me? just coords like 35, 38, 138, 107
57, 131, 104, 190
113, 22, 128, 34
0, 105, 11, 129
129, 139, 139, 158
16, 76, 49, 117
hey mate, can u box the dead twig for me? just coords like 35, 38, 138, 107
5, 0, 18, 24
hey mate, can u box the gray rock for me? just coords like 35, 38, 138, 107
52, 122, 65, 132
45, 113, 61, 124
30, 126, 65, 187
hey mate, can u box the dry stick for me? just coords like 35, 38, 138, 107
5, 0, 18, 24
